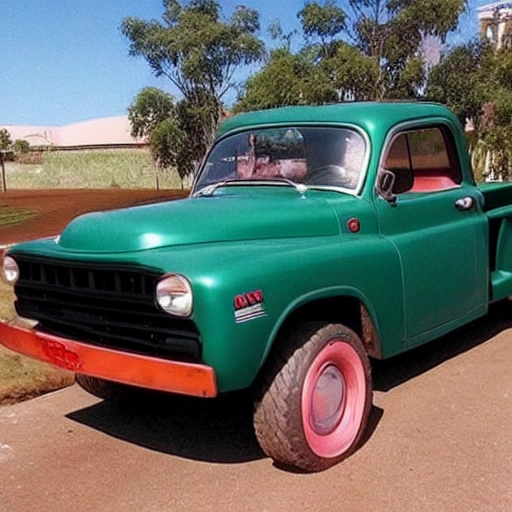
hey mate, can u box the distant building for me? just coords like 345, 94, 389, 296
0, 116, 146, 150
478, 2, 512, 49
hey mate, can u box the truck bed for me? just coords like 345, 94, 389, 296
478, 182, 512, 211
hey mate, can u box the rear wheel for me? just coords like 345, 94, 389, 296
254, 323, 372, 472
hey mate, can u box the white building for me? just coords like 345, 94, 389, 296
478, 2, 512, 48
0, 116, 146, 150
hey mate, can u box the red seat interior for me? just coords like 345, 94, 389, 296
410, 170, 458, 193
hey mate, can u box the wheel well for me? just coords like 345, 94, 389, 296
275, 297, 381, 359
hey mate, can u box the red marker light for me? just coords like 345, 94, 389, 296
347, 218, 361, 233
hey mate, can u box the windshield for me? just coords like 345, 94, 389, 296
194, 126, 367, 193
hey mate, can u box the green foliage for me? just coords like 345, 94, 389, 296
234, 49, 321, 111
0, 128, 12, 192
12, 140, 30, 154
121, 0, 264, 104
427, 40, 490, 127
349, 0, 466, 97
428, 38, 512, 181
122, 1, 266, 175
298, 1, 346, 46
321, 42, 380, 100
0, 129, 12, 151
127, 86, 213, 183
128, 87, 175, 138
149, 118, 192, 183
237, 0, 467, 109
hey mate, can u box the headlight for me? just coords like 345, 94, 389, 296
2, 255, 19, 285
156, 274, 193, 317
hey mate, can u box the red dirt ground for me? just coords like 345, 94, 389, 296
0, 189, 187, 245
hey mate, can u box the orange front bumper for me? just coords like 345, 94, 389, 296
0, 321, 218, 398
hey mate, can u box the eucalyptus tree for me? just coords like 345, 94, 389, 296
236, 0, 467, 110
121, 0, 265, 145
127, 87, 175, 139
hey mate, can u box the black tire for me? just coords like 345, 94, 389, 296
253, 322, 372, 472
75, 374, 138, 401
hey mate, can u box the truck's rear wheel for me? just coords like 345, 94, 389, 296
254, 323, 372, 472
75, 374, 136, 401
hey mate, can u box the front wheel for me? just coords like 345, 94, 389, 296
75, 374, 138, 401
253, 323, 372, 472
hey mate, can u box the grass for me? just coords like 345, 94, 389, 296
0, 281, 74, 405
0, 206, 35, 227
5, 148, 190, 190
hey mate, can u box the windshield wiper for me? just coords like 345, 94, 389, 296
268, 178, 308, 196
192, 179, 240, 198
192, 178, 308, 198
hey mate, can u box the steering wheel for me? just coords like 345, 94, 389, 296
306, 165, 355, 187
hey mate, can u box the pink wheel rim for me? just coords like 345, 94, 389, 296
301, 340, 367, 458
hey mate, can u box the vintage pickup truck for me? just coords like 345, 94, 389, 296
2, 102, 512, 472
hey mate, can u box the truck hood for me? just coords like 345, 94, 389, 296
57, 193, 341, 253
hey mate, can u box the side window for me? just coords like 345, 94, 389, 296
383, 127, 461, 194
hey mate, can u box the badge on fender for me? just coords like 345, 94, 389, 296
234, 290, 266, 323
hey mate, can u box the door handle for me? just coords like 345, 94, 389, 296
455, 197, 475, 211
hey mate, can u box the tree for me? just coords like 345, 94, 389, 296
13, 139, 30, 154
298, 0, 346, 51
149, 119, 191, 189
427, 40, 491, 128
127, 87, 175, 139
121, 0, 265, 146
234, 48, 322, 111
476, 47, 512, 180
236, 0, 467, 109
348, 0, 467, 98
0, 129, 12, 193
128, 87, 209, 188
319, 42, 380, 101
428, 39, 512, 181
128, 88, 178, 189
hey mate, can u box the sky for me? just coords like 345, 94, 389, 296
0, 0, 486, 126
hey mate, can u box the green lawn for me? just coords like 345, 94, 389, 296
0, 257, 74, 405
5, 149, 189, 189
0, 206, 35, 227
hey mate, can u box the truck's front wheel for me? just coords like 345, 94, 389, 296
254, 323, 372, 472
75, 374, 136, 401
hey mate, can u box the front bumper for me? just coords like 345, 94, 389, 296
0, 321, 218, 398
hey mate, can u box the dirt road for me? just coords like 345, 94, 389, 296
0, 189, 187, 245
1, 303, 511, 512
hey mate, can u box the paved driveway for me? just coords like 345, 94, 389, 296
0, 303, 511, 512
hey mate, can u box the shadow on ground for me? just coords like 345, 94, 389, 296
67, 301, 512, 466
373, 300, 512, 392
67, 389, 265, 464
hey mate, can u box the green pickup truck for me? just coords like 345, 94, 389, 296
2, 102, 512, 472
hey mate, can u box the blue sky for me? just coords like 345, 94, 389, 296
0, 0, 484, 126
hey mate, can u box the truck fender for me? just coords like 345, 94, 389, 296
259, 286, 382, 372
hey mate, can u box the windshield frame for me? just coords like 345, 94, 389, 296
191, 123, 371, 197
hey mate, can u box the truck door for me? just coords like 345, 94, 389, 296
375, 124, 488, 340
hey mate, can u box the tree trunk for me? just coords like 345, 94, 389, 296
154, 163, 160, 191
0, 153, 6, 193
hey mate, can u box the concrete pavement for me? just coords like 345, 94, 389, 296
1, 303, 511, 512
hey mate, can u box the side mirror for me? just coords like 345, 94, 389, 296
377, 170, 397, 205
